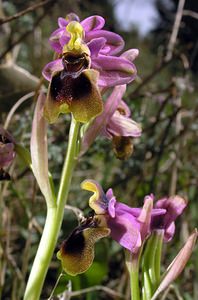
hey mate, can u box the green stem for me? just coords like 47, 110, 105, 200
126, 251, 141, 300
141, 231, 164, 299
24, 117, 80, 300
57, 118, 80, 207
130, 264, 141, 300
142, 235, 155, 300
153, 231, 163, 288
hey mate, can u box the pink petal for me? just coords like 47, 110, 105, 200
58, 17, 69, 28
107, 112, 142, 138
121, 49, 139, 62
92, 55, 136, 87
49, 28, 65, 53
58, 14, 80, 28
138, 196, 153, 240
87, 37, 106, 57
81, 15, 105, 32
164, 222, 175, 242
59, 33, 70, 48
42, 59, 63, 81
86, 30, 124, 55
118, 100, 131, 117
155, 195, 187, 228
108, 213, 142, 253
107, 194, 117, 218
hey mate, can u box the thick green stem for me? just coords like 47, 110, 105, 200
130, 263, 141, 300
57, 118, 80, 207
23, 207, 57, 300
142, 235, 155, 300
126, 251, 141, 300
24, 117, 80, 300
153, 231, 163, 288
142, 231, 164, 299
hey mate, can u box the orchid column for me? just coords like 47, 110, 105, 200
24, 14, 139, 300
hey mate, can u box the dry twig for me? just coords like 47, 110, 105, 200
165, 0, 186, 61
0, 0, 54, 25
65, 285, 127, 299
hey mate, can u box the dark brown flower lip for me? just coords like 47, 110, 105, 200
50, 69, 93, 105
60, 214, 99, 255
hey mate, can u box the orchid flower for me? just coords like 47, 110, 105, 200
57, 180, 165, 275
0, 126, 15, 180
42, 14, 138, 124
81, 84, 142, 159
43, 21, 103, 124
44, 14, 137, 88
103, 99, 141, 159
151, 195, 187, 241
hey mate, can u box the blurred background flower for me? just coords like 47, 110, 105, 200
0, 126, 15, 180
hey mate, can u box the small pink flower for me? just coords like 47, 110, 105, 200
81, 84, 141, 159
151, 195, 187, 241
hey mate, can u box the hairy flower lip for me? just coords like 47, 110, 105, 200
44, 67, 103, 124
57, 213, 110, 276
